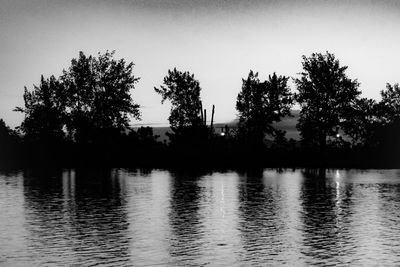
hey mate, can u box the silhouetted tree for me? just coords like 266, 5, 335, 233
122, 126, 161, 157
0, 119, 20, 166
136, 126, 158, 142
341, 83, 400, 149
60, 51, 140, 143
295, 52, 361, 150
236, 71, 293, 145
16, 50, 140, 147
378, 83, 400, 123
0, 119, 18, 144
15, 75, 67, 142
341, 97, 379, 147
373, 83, 400, 152
154, 68, 202, 131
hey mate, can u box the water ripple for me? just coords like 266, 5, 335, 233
1, 169, 400, 265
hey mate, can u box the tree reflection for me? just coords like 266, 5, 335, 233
236, 169, 285, 263
22, 168, 131, 265
167, 170, 207, 265
299, 169, 355, 265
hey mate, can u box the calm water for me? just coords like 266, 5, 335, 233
1, 168, 400, 266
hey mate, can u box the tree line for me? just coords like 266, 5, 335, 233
1, 50, 399, 168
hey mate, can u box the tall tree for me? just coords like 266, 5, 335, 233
61, 51, 141, 143
372, 83, 400, 151
15, 75, 67, 142
154, 68, 202, 131
16, 51, 141, 144
295, 52, 361, 150
378, 83, 400, 123
341, 97, 379, 147
0, 119, 19, 145
0, 119, 20, 166
236, 71, 293, 144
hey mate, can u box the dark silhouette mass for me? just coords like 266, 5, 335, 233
295, 52, 361, 151
236, 71, 293, 147
154, 68, 211, 148
155, 68, 202, 131
0, 50, 399, 170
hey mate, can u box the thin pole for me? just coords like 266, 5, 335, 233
200, 102, 203, 125
210, 105, 215, 133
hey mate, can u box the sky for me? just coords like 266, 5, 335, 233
1, 0, 400, 128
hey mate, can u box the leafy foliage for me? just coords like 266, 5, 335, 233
378, 83, 400, 123
16, 51, 141, 143
341, 83, 400, 148
236, 71, 293, 144
0, 119, 20, 166
371, 83, 400, 151
15, 75, 66, 142
295, 52, 361, 149
341, 98, 379, 146
154, 68, 202, 131
0, 119, 18, 143
61, 51, 140, 142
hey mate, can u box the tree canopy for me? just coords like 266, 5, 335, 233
378, 83, 400, 124
369, 83, 400, 151
341, 97, 378, 147
15, 75, 66, 142
61, 51, 140, 142
236, 71, 293, 144
295, 52, 361, 150
16, 51, 141, 143
154, 68, 202, 131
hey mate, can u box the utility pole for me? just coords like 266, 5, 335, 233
210, 105, 215, 134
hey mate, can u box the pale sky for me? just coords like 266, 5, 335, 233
1, 0, 400, 128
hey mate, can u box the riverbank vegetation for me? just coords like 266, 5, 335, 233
1, 51, 399, 169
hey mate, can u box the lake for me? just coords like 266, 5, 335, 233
1, 168, 400, 266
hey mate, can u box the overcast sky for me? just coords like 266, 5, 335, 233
1, 0, 400, 128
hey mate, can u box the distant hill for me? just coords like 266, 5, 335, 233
134, 110, 300, 143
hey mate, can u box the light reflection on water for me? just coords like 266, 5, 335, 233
1, 168, 400, 266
